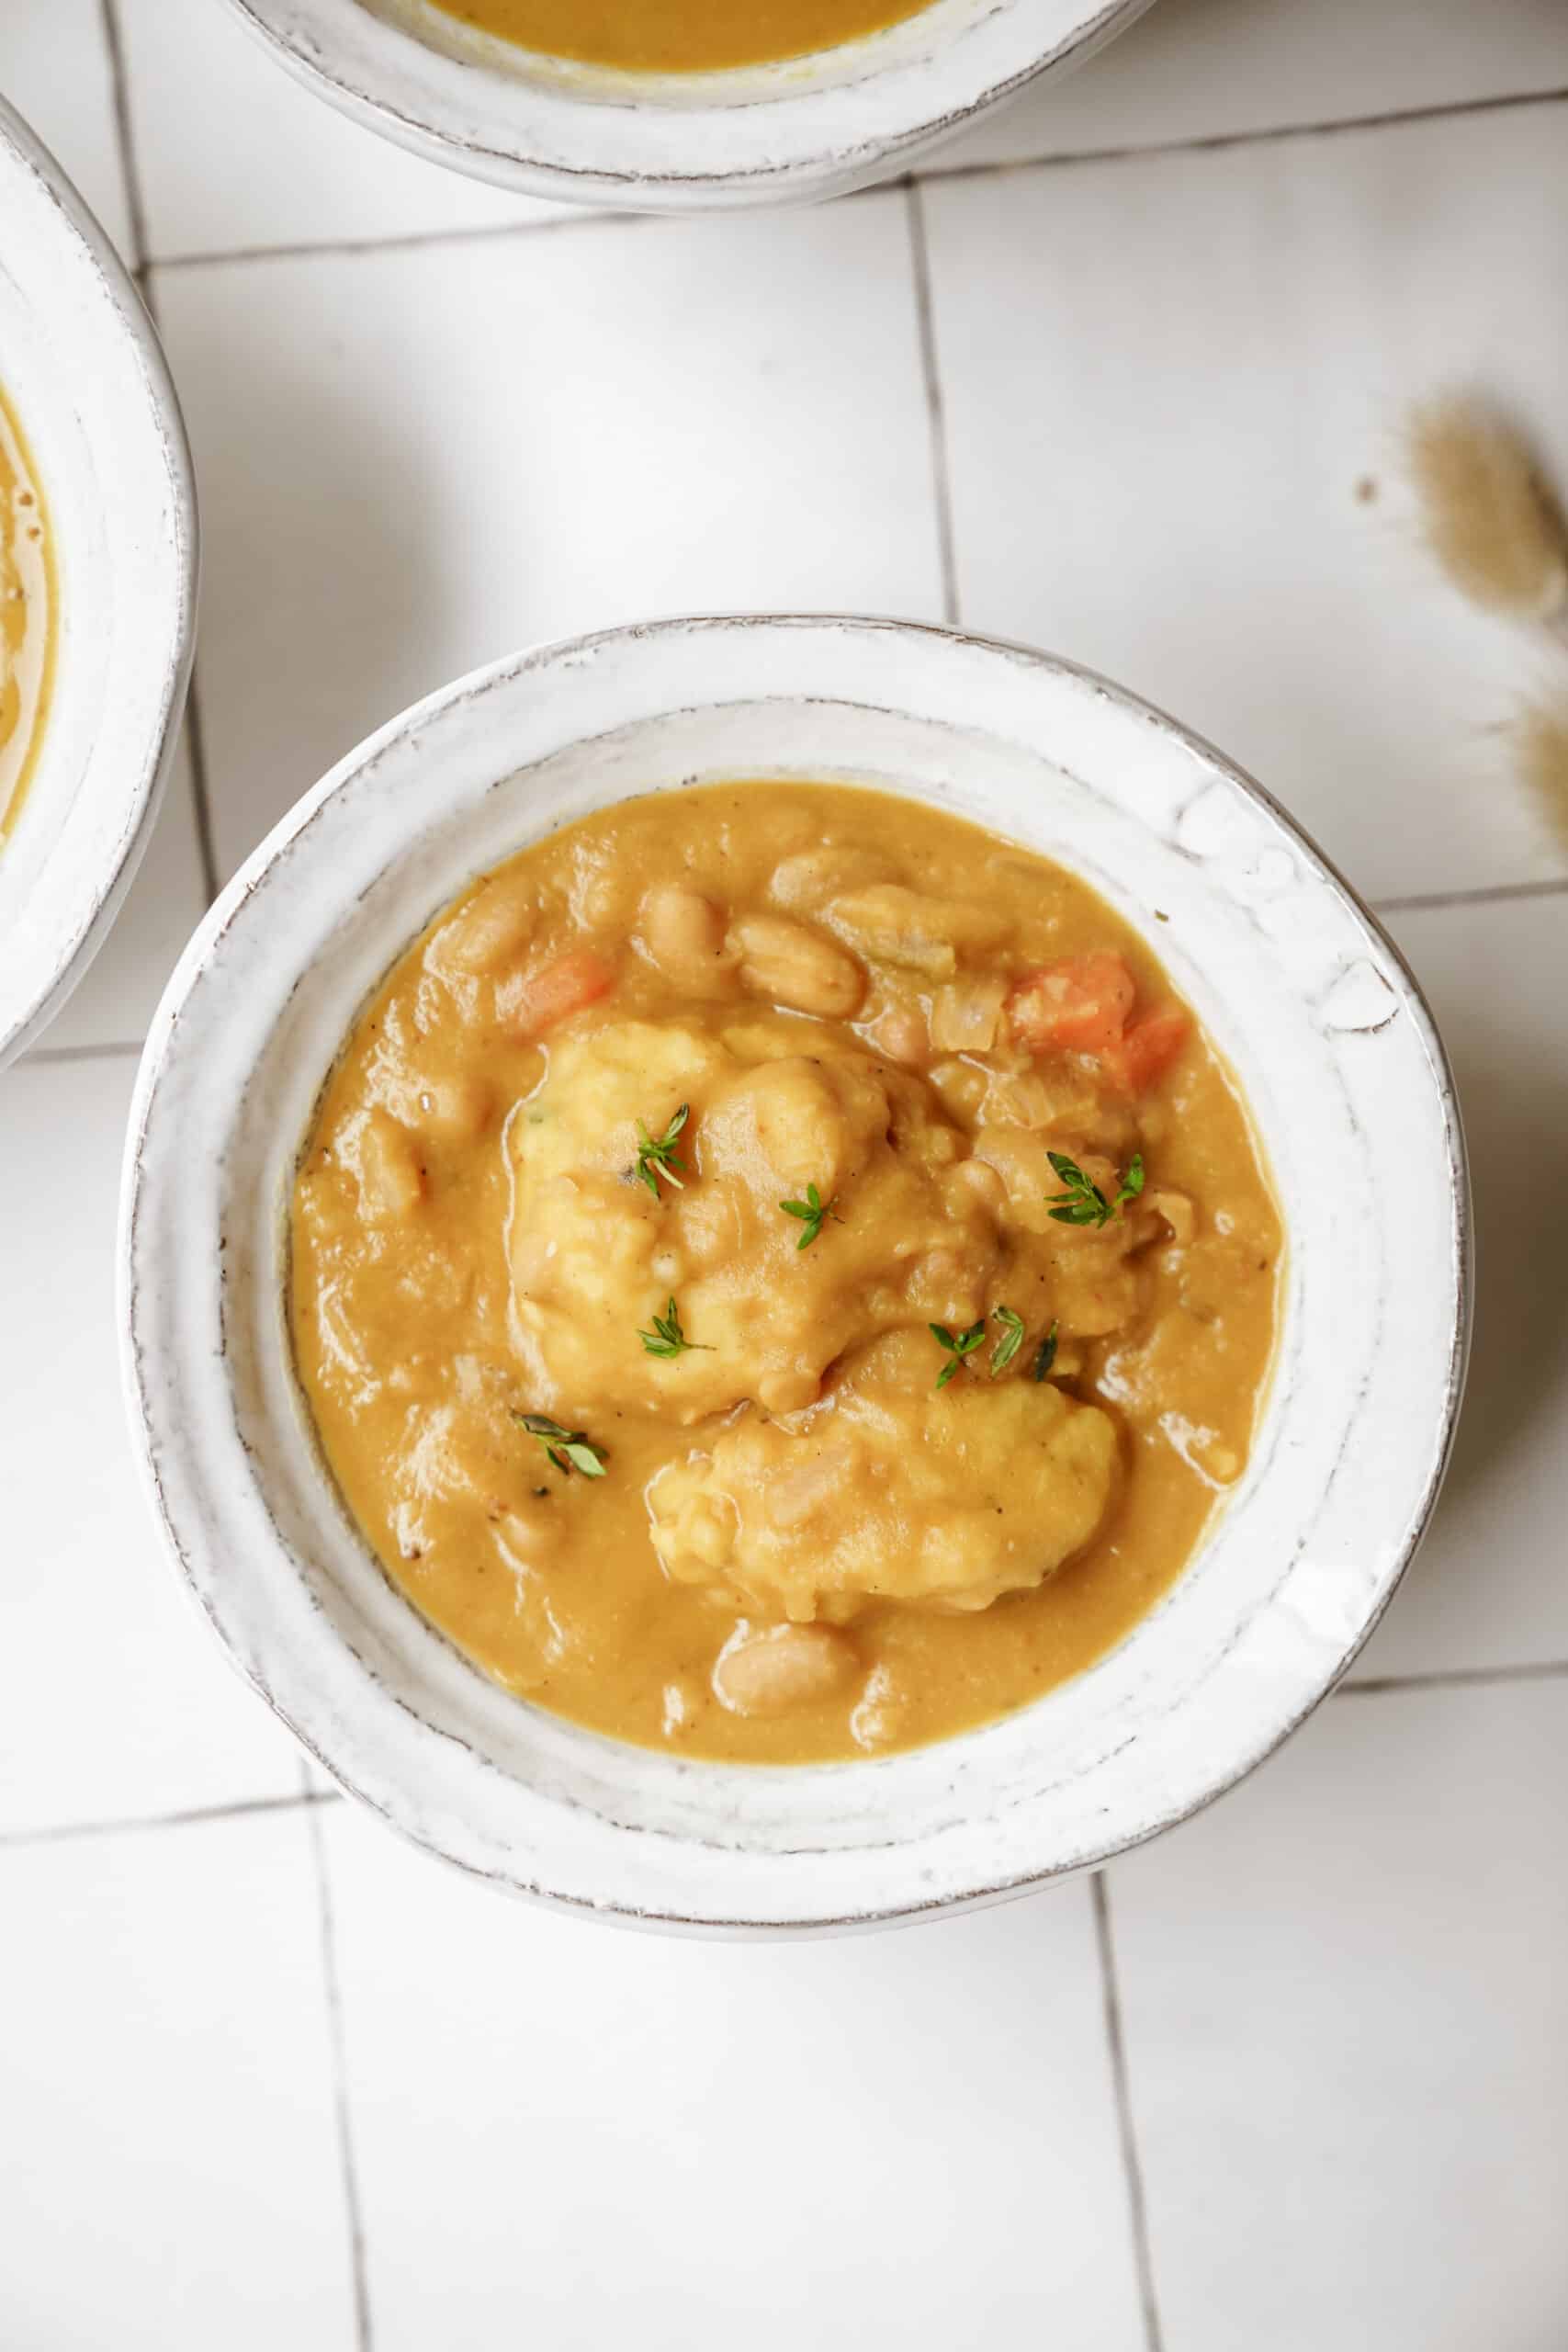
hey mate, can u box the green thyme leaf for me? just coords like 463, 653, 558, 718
1046, 1151, 1113, 1227
1032, 1321, 1059, 1382
637, 1295, 713, 1361
778, 1181, 841, 1251
635, 1103, 690, 1200
930, 1318, 987, 1389
1047, 1149, 1145, 1228
513, 1410, 607, 1478
989, 1306, 1026, 1376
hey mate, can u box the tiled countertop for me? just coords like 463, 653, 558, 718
4, 5, 1566, 2345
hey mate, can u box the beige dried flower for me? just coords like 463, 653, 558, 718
1515, 699, 1568, 852
1404, 398, 1568, 625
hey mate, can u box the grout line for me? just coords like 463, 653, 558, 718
912, 77, 1568, 195
97, 0, 152, 277
151, 203, 655, 275
99, 0, 225, 916
905, 180, 961, 629
305, 1797, 375, 2352
19, 1036, 145, 1069
1091, 1873, 1165, 2352
141, 82, 1568, 277
0, 1786, 342, 1852
182, 672, 223, 906
1337, 1660, 1568, 1698
1371, 875, 1568, 918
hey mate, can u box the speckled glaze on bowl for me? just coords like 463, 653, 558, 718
0, 98, 197, 1068
120, 616, 1469, 1936
222, 0, 1154, 209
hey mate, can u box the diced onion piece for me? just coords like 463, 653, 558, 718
1147, 1188, 1196, 1245
931, 975, 1008, 1053
829, 884, 960, 978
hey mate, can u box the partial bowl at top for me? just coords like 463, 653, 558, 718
120, 615, 1469, 1935
0, 99, 197, 1069
223, 0, 1154, 209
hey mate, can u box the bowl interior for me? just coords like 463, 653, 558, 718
228, 0, 1154, 204
0, 103, 196, 1065
123, 617, 1467, 1932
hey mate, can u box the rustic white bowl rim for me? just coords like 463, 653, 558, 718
220, 0, 1153, 209
119, 614, 1470, 1937
0, 97, 197, 1068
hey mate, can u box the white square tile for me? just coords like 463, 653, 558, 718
924, 102, 1568, 901
37, 730, 209, 1053
1110, 1679, 1568, 2352
153, 195, 945, 876
0, 1810, 357, 2349
940, 0, 1568, 173
323, 1805, 1145, 2351
1348, 891, 1568, 1680
0, 1058, 304, 1835
117, 0, 564, 260
0, 0, 135, 259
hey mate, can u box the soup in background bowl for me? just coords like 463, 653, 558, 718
0, 385, 55, 844
222, 0, 1155, 209
0, 97, 197, 1068
429, 0, 933, 74
121, 616, 1468, 1934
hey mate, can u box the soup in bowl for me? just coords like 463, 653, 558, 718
121, 616, 1467, 1932
0, 98, 197, 1067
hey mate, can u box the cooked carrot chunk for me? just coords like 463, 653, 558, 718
1101, 1005, 1190, 1094
1007, 953, 1135, 1056
504, 947, 615, 1039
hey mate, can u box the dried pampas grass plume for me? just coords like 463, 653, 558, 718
1515, 699, 1568, 853
1404, 398, 1568, 627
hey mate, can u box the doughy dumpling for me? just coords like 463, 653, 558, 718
508, 1016, 1004, 1424
646, 1331, 1119, 1623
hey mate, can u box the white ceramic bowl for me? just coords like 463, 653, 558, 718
0, 100, 197, 1068
120, 616, 1469, 1935
223, 0, 1153, 209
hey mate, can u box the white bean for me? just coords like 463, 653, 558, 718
357, 1110, 424, 1222
637, 884, 736, 995
729, 913, 864, 1018
712, 1623, 858, 1717
425, 878, 536, 978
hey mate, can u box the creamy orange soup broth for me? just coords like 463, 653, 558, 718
428, 0, 929, 73
290, 782, 1282, 1764
0, 387, 54, 842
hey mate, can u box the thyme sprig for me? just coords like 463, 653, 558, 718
513, 1412, 607, 1478
637, 1295, 713, 1361
989, 1306, 1026, 1376
1047, 1149, 1145, 1229
779, 1182, 841, 1251
930, 1318, 987, 1389
635, 1103, 689, 1200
